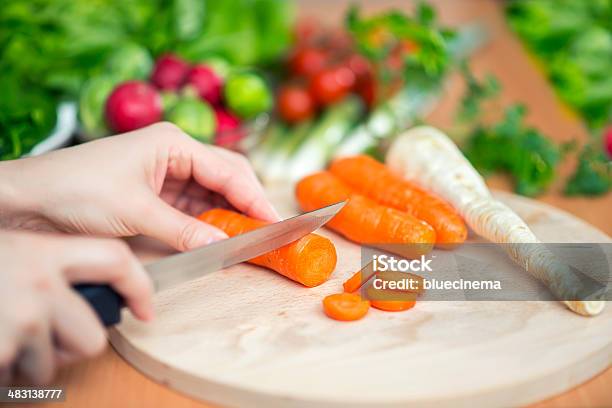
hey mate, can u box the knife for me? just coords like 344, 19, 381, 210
74, 201, 346, 326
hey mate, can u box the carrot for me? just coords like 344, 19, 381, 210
323, 293, 370, 321
370, 299, 416, 312
343, 262, 376, 293
295, 171, 436, 250
198, 208, 337, 287
386, 126, 605, 316
330, 155, 467, 245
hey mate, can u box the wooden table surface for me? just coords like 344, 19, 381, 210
20, 1, 611, 407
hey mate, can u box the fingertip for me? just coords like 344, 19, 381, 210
247, 201, 281, 223
129, 300, 155, 322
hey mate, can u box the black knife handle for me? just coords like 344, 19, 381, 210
73, 284, 125, 326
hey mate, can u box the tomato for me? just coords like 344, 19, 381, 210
325, 28, 353, 51
356, 74, 377, 108
309, 66, 356, 106
345, 54, 373, 84
277, 85, 316, 123
289, 47, 329, 78
295, 18, 320, 46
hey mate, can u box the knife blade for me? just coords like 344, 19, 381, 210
146, 201, 345, 292
74, 201, 346, 326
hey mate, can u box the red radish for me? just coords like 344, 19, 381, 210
605, 126, 612, 159
277, 85, 316, 123
105, 81, 162, 133
289, 47, 328, 78
150, 54, 190, 90
309, 66, 355, 106
215, 108, 241, 133
214, 108, 244, 148
184, 65, 223, 105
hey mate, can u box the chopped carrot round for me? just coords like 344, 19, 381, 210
370, 299, 416, 312
323, 293, 370, 321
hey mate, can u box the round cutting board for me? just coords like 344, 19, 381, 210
110, 188, 611, 407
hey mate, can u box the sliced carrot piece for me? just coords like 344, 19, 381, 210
343, 271, 365, 293
370, 299, 416, 312
343, 262, 376, 293
323, 293, 370, 321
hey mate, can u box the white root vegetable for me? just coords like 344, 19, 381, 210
386, 126, 605, 316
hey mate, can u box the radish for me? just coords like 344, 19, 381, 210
184, 64, 223, 106
214, 108, 243, 148
150, 54, 190, 90
386, 126, 605, 317
605, 126, 612, 159
215, 108, 241, 133
105, 81, 163, 133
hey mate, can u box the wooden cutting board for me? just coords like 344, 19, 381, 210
111, 187, 612, 408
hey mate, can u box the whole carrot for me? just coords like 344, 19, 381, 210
330, 155, 467, 245
295, 171, 436, 248
198, 208, 337, 287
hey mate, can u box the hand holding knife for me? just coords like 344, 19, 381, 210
75, 201, 345, 326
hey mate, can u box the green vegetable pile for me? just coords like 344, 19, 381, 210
506, 0, 612, 129
0, 0, 293, 160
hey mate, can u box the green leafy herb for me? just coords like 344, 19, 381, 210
456, 62, 500, 123
463, 104, 561, 197
565, 143, 612, 196
506, 0, 612, 129
0, 76, 56, 160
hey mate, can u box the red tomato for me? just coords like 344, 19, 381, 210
289, 47, 329, 78
277, 85, 316, 123
309, 66, 356, 106
326, 28, 353, 51
295, 18, 320, 45
356, 74, 377, 109
345, 53, 373, 84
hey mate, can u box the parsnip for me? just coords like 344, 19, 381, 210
386, 126, 605, 316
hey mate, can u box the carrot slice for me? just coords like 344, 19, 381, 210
330, 155, 467, 245
343, 262, 376, 293
295, 171, 436, 250
370, 299, 416, 312
198, 208, 337, 287
323, 293, 370, 321
365, 286, 418, 312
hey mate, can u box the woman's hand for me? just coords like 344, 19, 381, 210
0, 230, 153, 385
0, 122, 279, 251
